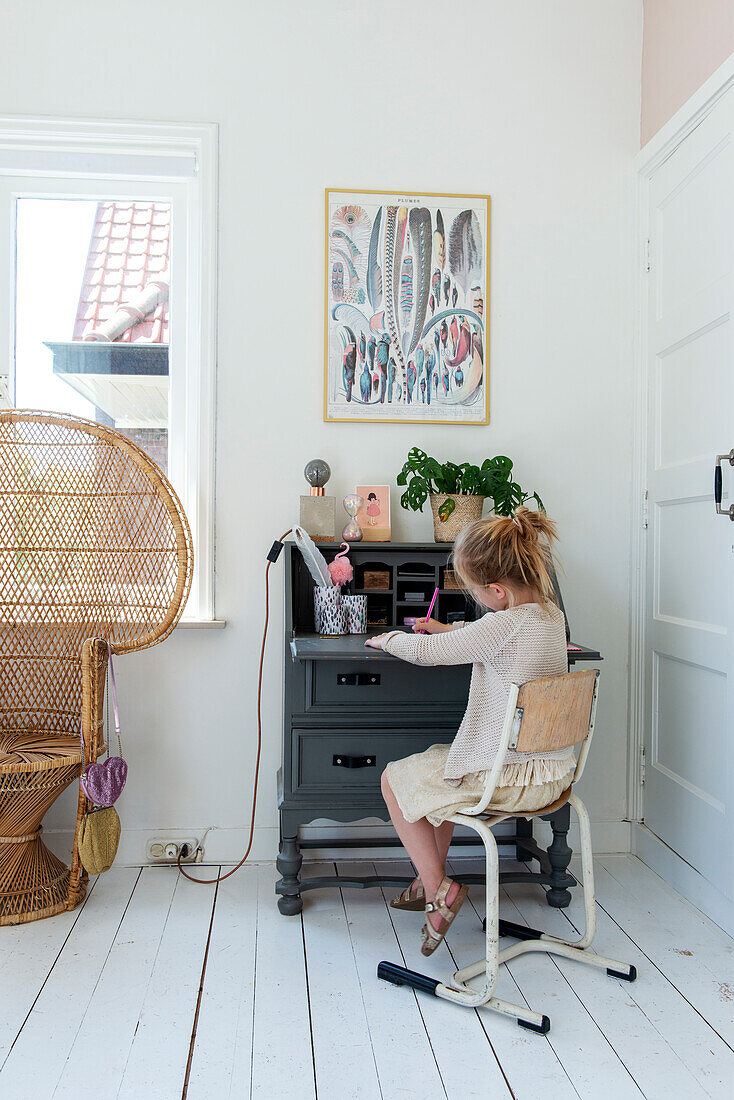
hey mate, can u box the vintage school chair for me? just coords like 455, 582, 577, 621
378, 669, 636, 1033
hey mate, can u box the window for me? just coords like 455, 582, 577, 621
0, 118, 218, 621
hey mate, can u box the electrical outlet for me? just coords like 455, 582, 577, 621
147, 836, 199, 863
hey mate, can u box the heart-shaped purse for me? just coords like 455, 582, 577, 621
80, 644, 127, 808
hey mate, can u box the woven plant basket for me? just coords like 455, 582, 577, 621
429, 493, 484, 543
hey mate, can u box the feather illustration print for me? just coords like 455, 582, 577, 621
366, 208, 383, 311
330, 229, 362, 260
448, 210, 483, 295
331, 263, 344, 302
400, 255, 414, 331
392, 206, 408, 331
340, 326, 357, 402
433, 209, 445, 270
444, 330, 484, 404
407, 207, 432, 355
383, 206, 407, 391
446, 319, 471, 368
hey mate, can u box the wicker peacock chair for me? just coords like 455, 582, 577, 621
0, 410, 193, 925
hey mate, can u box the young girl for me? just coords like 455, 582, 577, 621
364, 507, 572, 956
365, 492, 381, 526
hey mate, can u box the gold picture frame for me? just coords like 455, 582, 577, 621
324, 188, 490, 425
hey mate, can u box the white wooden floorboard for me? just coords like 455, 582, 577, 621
117, 869, 218, 1100
444, 858, 584, 1100
0, 868, 139, 1100
503, 865, 718, 1100
4, 852, 734, 1100
597, 855, 734, 1046
378, 859, 514, 1100
250, 864, 315, 1100
186, 864, 259, 1100
300, 862, 382, 1100
336, 861, 448, 1099
0, 876, 99, 1067
52, 866, 178, 1100
451, 856, 643, 1100
561, 856, 734, 1098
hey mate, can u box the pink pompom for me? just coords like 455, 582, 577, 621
328, 542, 354, 586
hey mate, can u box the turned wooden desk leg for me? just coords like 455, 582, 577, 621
546, 803, 574, 908
276, 832, 304, 915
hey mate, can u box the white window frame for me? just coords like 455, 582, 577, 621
0, 116, 218, 623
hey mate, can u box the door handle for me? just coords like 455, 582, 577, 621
714, 450, 734, 520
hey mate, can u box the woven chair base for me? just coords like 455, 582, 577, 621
0, 836, 86, 926
0, 739, 86, 925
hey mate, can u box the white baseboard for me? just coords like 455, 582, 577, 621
43, 817, 631, 868
633, 823, 734, 937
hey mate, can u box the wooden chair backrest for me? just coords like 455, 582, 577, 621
511, 669, 599, 754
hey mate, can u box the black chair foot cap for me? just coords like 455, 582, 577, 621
499, 917, 544, 941
607, 964, 637, 982
483, 917, 545, 940
518, 1014, 551, 1034
377, 961, 440, 996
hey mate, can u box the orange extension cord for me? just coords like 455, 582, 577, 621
177, 529, 293, 886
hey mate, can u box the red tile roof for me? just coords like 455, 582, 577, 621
73, 202, 169, 343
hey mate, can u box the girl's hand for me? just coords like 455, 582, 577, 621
364, 633, 390, 650
413, 617, 450, 634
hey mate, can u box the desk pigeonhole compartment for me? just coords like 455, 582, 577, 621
294, 728, 456, 791
309, 659, 470, 709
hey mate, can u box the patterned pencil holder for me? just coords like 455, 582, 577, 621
314, 585, 346, 636
343, 594, 367, 634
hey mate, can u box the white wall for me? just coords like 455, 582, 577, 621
0, 0, 642, 859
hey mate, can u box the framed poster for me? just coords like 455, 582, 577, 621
324, 188, 490, 425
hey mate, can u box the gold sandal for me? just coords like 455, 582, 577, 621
421, 877, 468, 956
390, 881, 426, 911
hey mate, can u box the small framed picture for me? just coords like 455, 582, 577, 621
356, 485, 391, 542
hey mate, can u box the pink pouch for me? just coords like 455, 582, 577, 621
80, 645, 127, 808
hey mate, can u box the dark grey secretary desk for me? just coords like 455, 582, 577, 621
276, 541, 601, 915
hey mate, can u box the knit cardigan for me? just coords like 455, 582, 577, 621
381, 603, 571, 781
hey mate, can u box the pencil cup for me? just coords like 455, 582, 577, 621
314, 586, 346, 636
343, 594, 367, 634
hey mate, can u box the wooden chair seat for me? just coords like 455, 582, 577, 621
483, 785, 573, 823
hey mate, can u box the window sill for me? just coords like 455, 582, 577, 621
177, 618, 227, 629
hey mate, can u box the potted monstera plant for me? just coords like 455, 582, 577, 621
397, 447, 544, 542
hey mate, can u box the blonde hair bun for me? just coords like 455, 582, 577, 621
452, 507, 559, 603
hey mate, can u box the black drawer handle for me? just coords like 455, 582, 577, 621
332, 754, 376, 769
336, 673, 381, 686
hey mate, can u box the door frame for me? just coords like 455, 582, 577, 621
630, 51, 734, 930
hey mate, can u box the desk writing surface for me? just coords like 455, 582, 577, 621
290, 632, 602, 663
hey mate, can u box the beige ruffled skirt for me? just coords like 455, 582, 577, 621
385, 743, 575, 826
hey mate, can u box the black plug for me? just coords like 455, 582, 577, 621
267, 540, 285, 563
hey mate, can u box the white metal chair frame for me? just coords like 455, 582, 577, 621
378, 669, 636, 1034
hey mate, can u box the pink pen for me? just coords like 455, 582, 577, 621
420, 586, 439, 633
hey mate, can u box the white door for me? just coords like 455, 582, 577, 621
643, 91, 734, 905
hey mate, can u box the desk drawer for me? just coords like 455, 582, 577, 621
293, 728, 453, 791
309, 660, 470, 709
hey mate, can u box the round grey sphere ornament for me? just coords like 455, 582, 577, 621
304, 458, 331, 489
